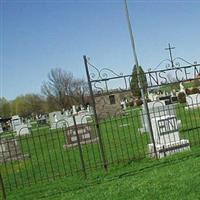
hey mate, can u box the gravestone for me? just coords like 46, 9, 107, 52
139, 100, 180, 133
16, 124, 30, 136
185, 94, 200, 110
86, 105, 94, 116
0, 139, 28, 163
11, 116, 30, 136
148, 115, 190, 158
49, 111, 64, 129
63, 115, 98, 148
179, 82, 186, 94
11, 115, 21, 131
120, 100, 127, 110
72, 105, 77, 115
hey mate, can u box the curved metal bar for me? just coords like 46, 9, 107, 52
99, 68, 123, 79
173, 57, 196, 66
151, 59, 171, 71
93, 82, 104, 94
151, 57, 199, 71
87, 60, 101, 80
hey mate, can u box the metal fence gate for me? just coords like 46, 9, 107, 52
84, 54, 200, 165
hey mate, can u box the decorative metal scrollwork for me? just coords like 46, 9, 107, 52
150, 57, 199, 72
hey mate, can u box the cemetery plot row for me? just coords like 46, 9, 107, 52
1, 102, 200, 192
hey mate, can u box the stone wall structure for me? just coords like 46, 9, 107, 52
94, 90, 132, 119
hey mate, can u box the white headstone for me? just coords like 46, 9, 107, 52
64, 110, 70, 117
139, 100, 177, 133
16, 124, 30, 136
148, 115, 190, 158
54, 114, 58, 123
11, 116, 30, 135
120, 100, 126, 110
80, 105, 84, 111
49, 111, 64, 129
185, 94, 200, 109
179, 82, 186, 94
72, 105, 77, 115
11, 115, 21, 131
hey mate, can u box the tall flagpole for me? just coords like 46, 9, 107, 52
124, 0, 158, 158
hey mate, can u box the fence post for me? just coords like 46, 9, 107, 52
72, 115, 86, 177
83, 55, 108, 170
0, 172, 6, 200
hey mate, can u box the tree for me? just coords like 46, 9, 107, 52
130, 65, 147, 98
41, 68, 89, 110
11, 94, 47, 118
0, 97, 11, 118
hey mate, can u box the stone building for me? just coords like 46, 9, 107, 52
94, 90, 133, 119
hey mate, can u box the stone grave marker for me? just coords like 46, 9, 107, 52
185, 94, 200, 109
148, 115, 190, 158
63, 115, 98, 148
72, 105, 77, 115
11, 115, 30, 136
139, 100, 180, 133
49, 111, 64, 129
15, 124, 30, 136
0, 139, 28, 163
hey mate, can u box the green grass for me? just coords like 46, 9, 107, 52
1, 103, 200, 198
5, 147, 200, 200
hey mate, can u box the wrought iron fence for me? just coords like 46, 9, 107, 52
1, 55, 200, 198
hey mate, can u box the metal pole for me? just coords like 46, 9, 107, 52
124, 0, 158, 158
83, 55, 108, 170
72, 115, 86, 177
0, 172, 6, 200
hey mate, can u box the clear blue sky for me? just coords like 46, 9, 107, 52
1, 0, 200, 100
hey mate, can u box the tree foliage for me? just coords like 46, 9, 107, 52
41, 68, 88, 110
0, 97, 11, 118
130, 65, 147, 98
11, 94, 47, 117
0, 68, 89, 118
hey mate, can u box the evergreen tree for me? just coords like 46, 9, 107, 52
130, 65, 147, 98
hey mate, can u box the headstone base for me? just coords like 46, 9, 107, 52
185, 105, 200, 110
148, 139, 190, 158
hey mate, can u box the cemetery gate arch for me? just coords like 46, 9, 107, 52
84, 54, 200, 165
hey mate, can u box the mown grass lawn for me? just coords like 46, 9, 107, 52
5, 147, 200, 200
1, 104, 200, 199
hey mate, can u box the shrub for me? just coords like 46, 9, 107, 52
135, 99, 143, 106
177, 92, 186, 103
185, 88, 192, 95
128, 101, 134, 107
191, 87, 200, 94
